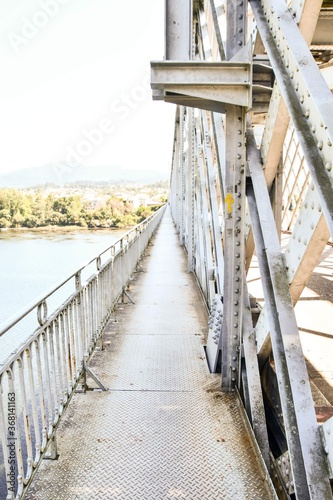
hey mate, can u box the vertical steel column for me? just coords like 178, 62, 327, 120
165, 0, 192, 60
221, 0, 247, 392
187, 18, 195, 270
165, 0, 193, 246
179, 107, 185, 245
187, 108, 195, 271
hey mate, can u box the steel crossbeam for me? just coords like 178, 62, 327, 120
151, 60, 252, 110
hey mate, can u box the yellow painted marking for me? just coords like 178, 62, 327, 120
225, 193, 234, 213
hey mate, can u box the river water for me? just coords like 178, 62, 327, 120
0, 228, 125, 364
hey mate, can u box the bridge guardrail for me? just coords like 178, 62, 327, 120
0, 205, 166, 499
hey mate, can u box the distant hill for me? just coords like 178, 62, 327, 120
0, 163, 169, 188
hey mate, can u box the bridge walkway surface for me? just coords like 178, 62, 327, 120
26, 208, 275, 499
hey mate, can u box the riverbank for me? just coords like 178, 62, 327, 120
0, 224, 135, 234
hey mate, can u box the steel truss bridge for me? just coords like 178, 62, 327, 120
151, 0, 333, 498
0, 1, 333, 499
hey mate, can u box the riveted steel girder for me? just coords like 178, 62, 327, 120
247, 127, 332, 500
250, 0, 333, 237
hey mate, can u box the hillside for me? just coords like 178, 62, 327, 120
0, 163, 169, 188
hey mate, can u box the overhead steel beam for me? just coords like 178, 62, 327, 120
151, 60, 252, 110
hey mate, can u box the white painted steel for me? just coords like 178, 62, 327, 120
161, 0, 333, 497
322, 417, 333, 479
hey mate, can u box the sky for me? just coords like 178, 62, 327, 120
0, 0, 176, 176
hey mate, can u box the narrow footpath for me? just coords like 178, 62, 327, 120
26, 208, 274, 500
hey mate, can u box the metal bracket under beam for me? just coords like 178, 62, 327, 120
151, 61, 252, 111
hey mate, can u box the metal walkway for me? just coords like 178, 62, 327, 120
26, 209, 274, 499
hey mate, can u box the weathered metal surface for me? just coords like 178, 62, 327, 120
247, 131, 332, 499
250, 0, 333, 238
165, 0, 192, 60
322, 417, 333, 479
151, 60, 252, 109
0, 208, 165, 499
25, 209, 275, 500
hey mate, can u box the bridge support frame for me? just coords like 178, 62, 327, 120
151, 0, 333, 498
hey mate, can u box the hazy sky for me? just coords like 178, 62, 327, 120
0, 0, 175, 175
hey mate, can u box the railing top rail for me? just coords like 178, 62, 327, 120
0, 206, 165, 339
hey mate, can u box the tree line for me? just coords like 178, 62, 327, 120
0, 189, 160, 229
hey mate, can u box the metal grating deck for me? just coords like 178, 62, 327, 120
26, 209, 275, 500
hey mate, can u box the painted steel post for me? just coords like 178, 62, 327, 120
221, 0, 247, 392
165, 0, 192, 61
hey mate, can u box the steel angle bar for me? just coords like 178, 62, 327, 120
198, 8, 213, 61
247, 184, 310, 499
247, 129, 332, 499
187, 108, 195, 272
242, 278, 270, 468
179, 107, 186, 245
254, 307, 271, 364
200, 111, 225, 295
195, 123, 216, 305
194, 192, 209, 299
208, 0, 225, 60
170, 111, 182, 230
250, 0, 333, 237
212, 112, 226, 194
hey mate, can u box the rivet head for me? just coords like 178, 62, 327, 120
317, 141, 323, 150
326, 161, 332, 171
